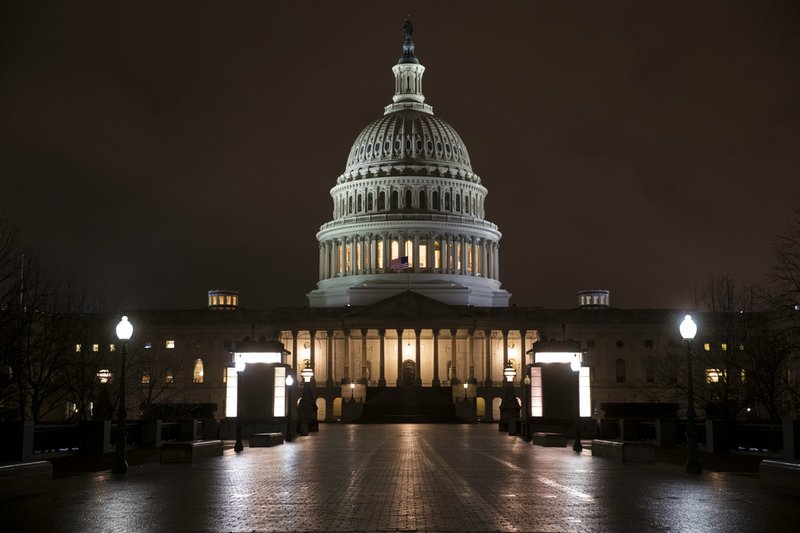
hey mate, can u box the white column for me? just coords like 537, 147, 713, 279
494, 243, 500, 280
413, 233, 420, 273
460, 236, 467, 275
427, 233, 435, 271
471, 238, 478, 276
481, 239, 488, 278
441, 236, 448, 273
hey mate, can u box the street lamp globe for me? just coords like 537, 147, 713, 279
503, 361, 516, 382
116, 316, 133, 341
679, 315, 697, 340
301, 360, 314, 382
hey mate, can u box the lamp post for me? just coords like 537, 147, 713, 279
285, 371, 295, 442
113, 316, 133, 474
299, 361, 315, 436
350, 381, 355, 402
571, 355, 582, 452
522, 373, 531, 441
680, 314, 702, 474
499, 361, 518, 432
463, 382, 468, 402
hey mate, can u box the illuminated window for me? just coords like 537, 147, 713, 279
404, 240, 413, 267
109, 344, 116, 352
274, 366, 286, 417
193, 358, 204, 383
141, 372, 150, 384
92, 343, 99, 352
232, 296, 238, 306
226, 295, 232, 306
391, 239, 399, 260
721, 343, 728, 351
434, 240, 441, 269
166, 340, 175, 349
703, 343, 711, 351
740, 369, 746, 383
467, 243, 473, 272
706, 369, 724, 383
419, 241, 427, 269
75, 344, 82, 352
377, 239, 384, 269
144, 342, 152, 349
738, 344, 745, 351
166, 371, 174, 384
456, 242, 461, 271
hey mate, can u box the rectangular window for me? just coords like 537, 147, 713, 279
144, 342, 152, 349
166, 340, 175, 349
467, 243, 473, 273
92, 344, 99, 352
703, 343, 711, 351
706, 369, 724, 383
109, 344, 116, 352
721, 343, 728, 351
391, 240, 399, 260
579, 367, 591, 417
377, 240, 384, 269
141, 373, 150, 384
419, 242, 427, 269
530, 366, 542, 417
456, 242, 462, 271
434, 241, 441, 269
225, 368, 237, 417
404, 240, 413, 267
345, 244, 351, 272
337, 245, 343, 274
75, 344, 82, 352
274, 366, 286, 417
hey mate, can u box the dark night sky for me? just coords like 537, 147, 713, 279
1, 1, 799, 311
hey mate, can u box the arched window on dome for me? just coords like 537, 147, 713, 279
391, 190, 399, 210
419, 190, 427, 210
404, 240, 414, 268
367, 192, 374, 211
405, 190, 413, 209
444, 192, 451, 211
432, 191, 440, 210
348, 196, 353, 215
390, 239, 400, 261
465, 196, 470, 214
455, 194, 461, 213
378, 191, 386, 211
357, 194, 363, 212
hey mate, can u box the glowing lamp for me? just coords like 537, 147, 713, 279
680, 315, 697, 340
115, 316, 133, 341
301, 360, 314, 382
503, 362, 516, 382
285, 374, 294, 387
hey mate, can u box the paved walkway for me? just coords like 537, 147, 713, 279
4, 424, 798, 532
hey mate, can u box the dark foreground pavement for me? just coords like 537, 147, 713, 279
3, 424, 798, 532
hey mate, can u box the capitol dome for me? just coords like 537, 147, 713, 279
307, 18, 511, 308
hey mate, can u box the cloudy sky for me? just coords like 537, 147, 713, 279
1, 1, 798, 311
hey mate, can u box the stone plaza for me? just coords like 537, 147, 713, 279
4, 424, 798, 532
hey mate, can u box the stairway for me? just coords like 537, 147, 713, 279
359, 386, 461, 423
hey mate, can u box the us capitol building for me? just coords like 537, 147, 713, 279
83, 21, 690, 428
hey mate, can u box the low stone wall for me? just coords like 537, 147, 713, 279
160, 440, 223, 463
592, 440, 655, 463
0, 461, 53, 500
760, 460, 800, 496
532, 432, 566, 447
250, 433, 285, 447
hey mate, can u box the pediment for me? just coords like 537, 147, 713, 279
341, 290, 470, 326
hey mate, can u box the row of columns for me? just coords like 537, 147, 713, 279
286, 328, 529, 387
318, 234, 499, 280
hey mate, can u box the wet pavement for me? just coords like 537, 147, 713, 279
4, 424, 798, 532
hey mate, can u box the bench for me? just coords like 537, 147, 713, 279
160, 440, 223, 463
532, 432, 567, 447
249, 433, 285, 447
760, 460, 800, 496
0, 461, 53, 500
592, 439, 655, 463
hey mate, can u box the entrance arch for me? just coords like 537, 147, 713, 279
402, 359, 416, 387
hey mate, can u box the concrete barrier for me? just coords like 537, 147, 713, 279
592, 439, 655, 463
760, 460, 800, 496
532, 432, 567, 447
249, 433, 285, 447
0, 461, 53, 500
160, 440, 223, 463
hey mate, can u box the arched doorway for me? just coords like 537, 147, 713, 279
402, 359, 416, 387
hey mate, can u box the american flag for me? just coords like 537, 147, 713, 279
389, 256, 409, 271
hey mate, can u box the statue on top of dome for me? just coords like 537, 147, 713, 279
400, 15, 418, 64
